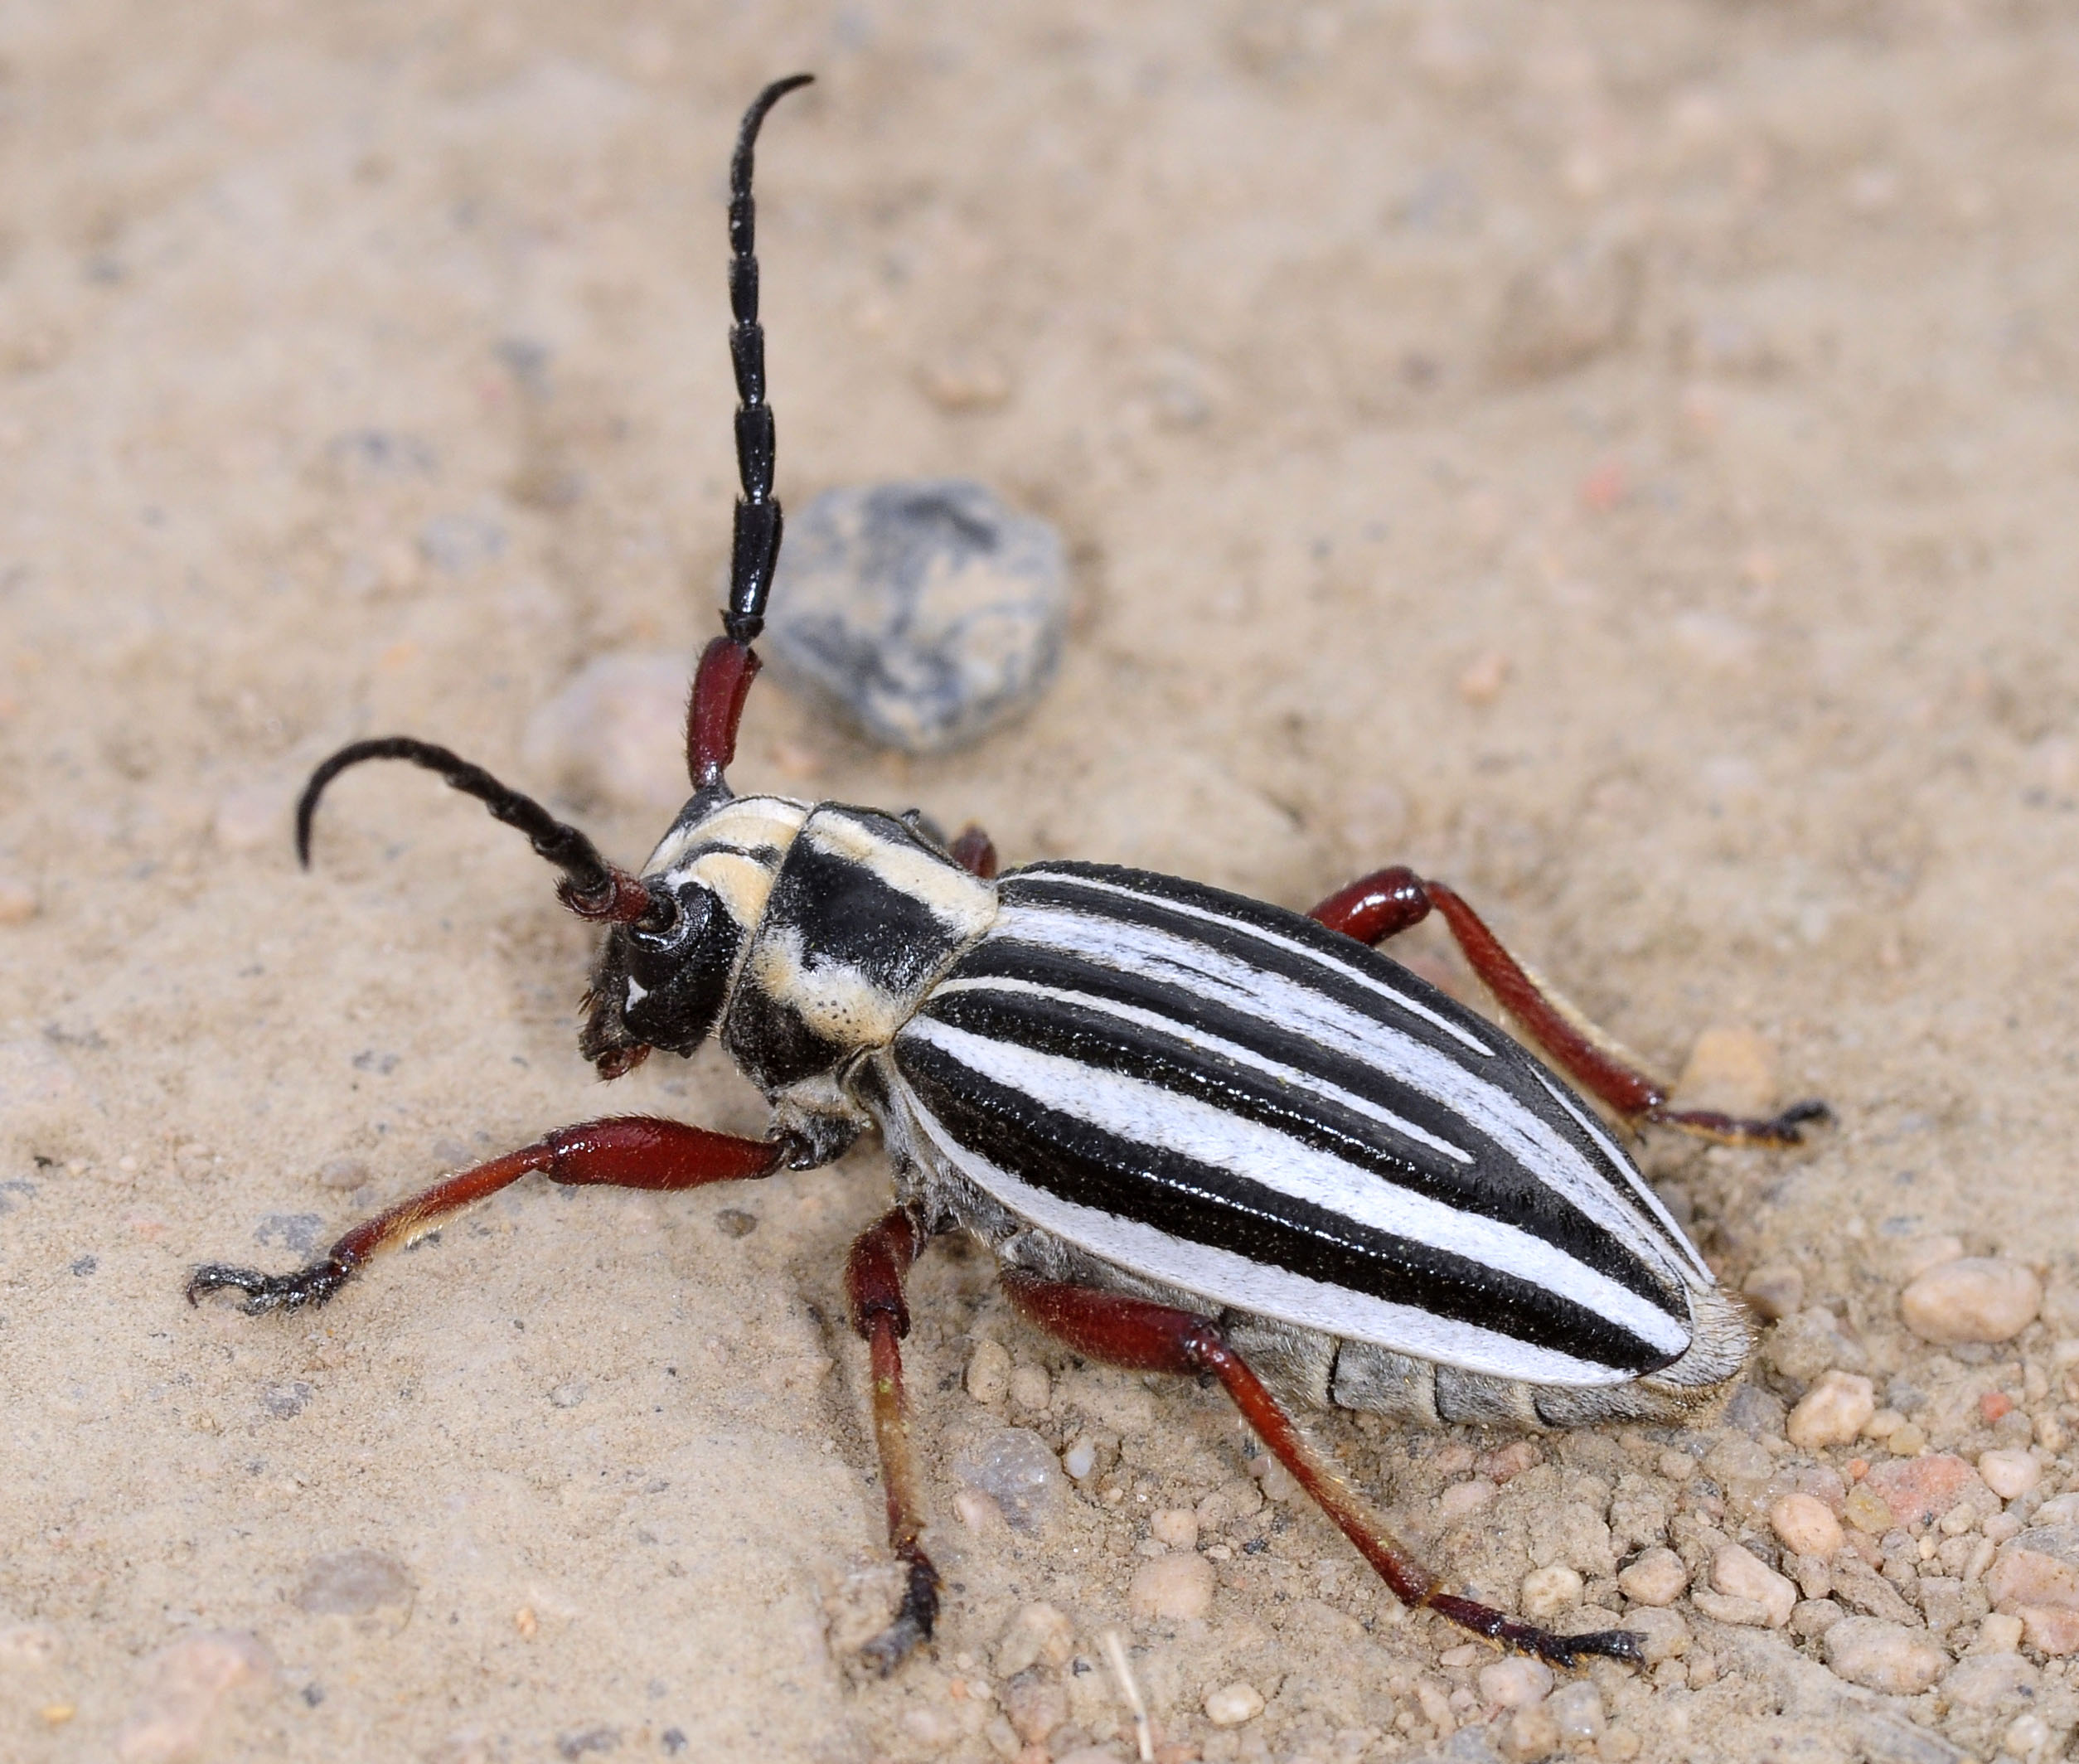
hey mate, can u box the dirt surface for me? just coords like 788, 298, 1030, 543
5, 3, 2079, 1761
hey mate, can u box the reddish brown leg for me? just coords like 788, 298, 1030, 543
844, 1209, 939, 1674
1310, 866, 1829, 1147
1003, 1272, 1640, 1667
686, 637, 762, 792
187, 1117, 790, 1313
948, 824, 998, 879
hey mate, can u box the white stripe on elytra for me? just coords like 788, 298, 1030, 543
1020, 867, 1495, 1056
904, 1016, 1692, 1358
931, 972, 1474, 1166
903, 1089, 1640, 1387
1529, 1067, 1709, 1279
991, 900, 1699, 1292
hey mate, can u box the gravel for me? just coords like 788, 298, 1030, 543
1204, 1680, 1265, 1726
294, 1548, 414, 1616
1616, 1547, 1689, 1606
951, 1427, 1064, 1531
1770, 1492, 1844, 1559
1900, 1258, 2043, 1345
1787, 1370, 1877, 1448
1127, 1553, 1214, 1620
1824, 1617, 1948, 1694
763, 479, 1069, 753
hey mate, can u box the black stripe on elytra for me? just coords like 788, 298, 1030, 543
916, 980, 1679, 1315
894, 1032, 1677, 1376
1001, 860, 1692, 1269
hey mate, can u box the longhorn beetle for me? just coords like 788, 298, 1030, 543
190, 75, 1829, 1673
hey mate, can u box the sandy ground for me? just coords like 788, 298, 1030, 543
5, 2, 2079, 1760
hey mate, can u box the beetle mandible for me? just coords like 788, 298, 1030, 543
189, 74, 1829, 1673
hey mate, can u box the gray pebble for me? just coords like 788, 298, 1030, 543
763, 480, 1067, 754
952, 1426, 1064, 1531
254, 1213, 323, 1255
315, 1156, 368, 1191
547, 1379, 588, 1410
261, 1381, 313, 1418
294, 1548, 413, 1616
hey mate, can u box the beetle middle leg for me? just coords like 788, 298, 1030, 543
1001, 1269, 1641, 1667
1308, 866, 1829, 1147
843, 1207, 942, 1674
187, 1116, 790, 1312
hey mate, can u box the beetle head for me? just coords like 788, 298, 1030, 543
579, 792, 810, 1078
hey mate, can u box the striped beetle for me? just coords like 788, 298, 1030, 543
189, 76, 1828, 1673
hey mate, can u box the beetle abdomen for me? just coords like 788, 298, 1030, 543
891, 860, 1743, 1394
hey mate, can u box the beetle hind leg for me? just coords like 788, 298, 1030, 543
1309, 865, 1830, 1146
844, 1209, 943, 1674
1000, 1270, 1640, 1667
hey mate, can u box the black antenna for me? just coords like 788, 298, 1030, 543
721, 72, 814, 647
297, 738, 654, 924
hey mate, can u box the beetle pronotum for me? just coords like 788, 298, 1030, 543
190, 75, 1827, 1673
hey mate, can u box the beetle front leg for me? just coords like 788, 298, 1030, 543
1001, 1270, 1641, 1668
843, 1209, 941, 1674
1309, 866, 1829, 1147
187, 1117, 791, 1313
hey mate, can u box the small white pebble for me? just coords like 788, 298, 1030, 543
2004, 1713, 2051, 1758
1519, 1564, 1582, 1618
1616, 1547, 1689, 1607
1901, 1258, 2042, 1345
1547, 1680, 1605, 1741
115, 1631, 274, 1762
1061, 1436, 1097, 1480
1862, 1408, 1905, 1439
521, 652, 696, 811
1672, 1025, 1776, 1117
1437, 1478, 1496, 1522
1710, 1543, 1796, 1627
1787, 1370, 1876, 1449
316, 1156, 369, 1191
1499, 1703, 1562, 1762
993, 1602, 1073, 1677
1007, 1363, 1050, 1413
1741, 1262, 1805, 1322
1149, 1508, 1199, 1550
1825, 1616, 1947, 1694
1770, 1492, 1844, 1559
966, 1340, 1011, 1406
1128, 1553, 1214, 1621
1204, 1681, 1265, 1727
1980, 1449, 2043, 1501
1248, 1455, 1299, 1502
1478, 1657, 1553, 1708
955, 1489, 1005, 1532
1979, 1613, 2027, 1654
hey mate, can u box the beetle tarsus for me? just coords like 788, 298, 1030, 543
1648, 1095, 1834, 1147
860, 1546, 940, 1676
1423, 1592, 1644, 1666
186, 1257, 355, 1314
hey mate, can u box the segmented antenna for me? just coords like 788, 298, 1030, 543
297, 738, 655, 924
723, 72, 813, 647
